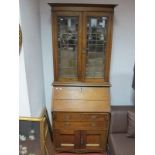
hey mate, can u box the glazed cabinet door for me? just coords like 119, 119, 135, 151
53, 11, 113, 83
53, 12, 82, 82
82, 12, 113, 82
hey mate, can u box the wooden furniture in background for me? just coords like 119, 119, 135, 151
49, 3, 116, 153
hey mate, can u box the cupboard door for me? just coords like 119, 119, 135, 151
84, 130, 108, 151
53, 129, 80, 151
82, 12, 113, 82
53, 12, 82, 81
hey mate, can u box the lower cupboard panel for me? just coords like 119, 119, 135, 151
53, 130, 81, 150
85, 130, 107, 150
53, 129, 108, 152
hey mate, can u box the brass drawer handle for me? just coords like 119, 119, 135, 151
104, 115, 109, 121
64, 115, 70, 120
61, 143, 74, 146
91, 115, 97, 119
55, 87, 62, 90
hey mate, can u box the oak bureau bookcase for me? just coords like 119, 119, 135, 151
49, 3, 116, 153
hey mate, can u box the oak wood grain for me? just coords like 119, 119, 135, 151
54, 121, 109, 130
53, 100, 110, 112
53, 87, 110, 100
54, 112, 109, 122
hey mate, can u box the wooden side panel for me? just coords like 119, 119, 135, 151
44, 127, 54, 155
53, 129, 61, 148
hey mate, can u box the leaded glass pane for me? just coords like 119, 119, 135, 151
86, 16, 108, 78
57, 16, 78, 79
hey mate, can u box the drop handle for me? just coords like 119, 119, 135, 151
91, 115, 97, 119
64, 115, 70, 120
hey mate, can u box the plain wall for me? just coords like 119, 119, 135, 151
19, 46, 31, 117
20, 0, 45, 117
19, 10, 31, 117
40, 0, 135, 115
40, 0, 54, 120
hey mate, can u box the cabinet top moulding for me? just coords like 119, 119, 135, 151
48, 3, 117, 12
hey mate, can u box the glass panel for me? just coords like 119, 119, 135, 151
19, 121, 41, 155
86, 16, 108, 78
57, 16, 78, 79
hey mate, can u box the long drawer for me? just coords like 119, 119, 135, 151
53, 87, 109, 100
53, 112, 110, 122
53, 121, 109, 130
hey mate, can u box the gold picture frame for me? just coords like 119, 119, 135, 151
19, 108, 53, 155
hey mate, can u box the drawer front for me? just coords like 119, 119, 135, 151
53, 121, 109, 130
53, 87, 109, 100
53, 129, 80, 150
54, 112, 110, 122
